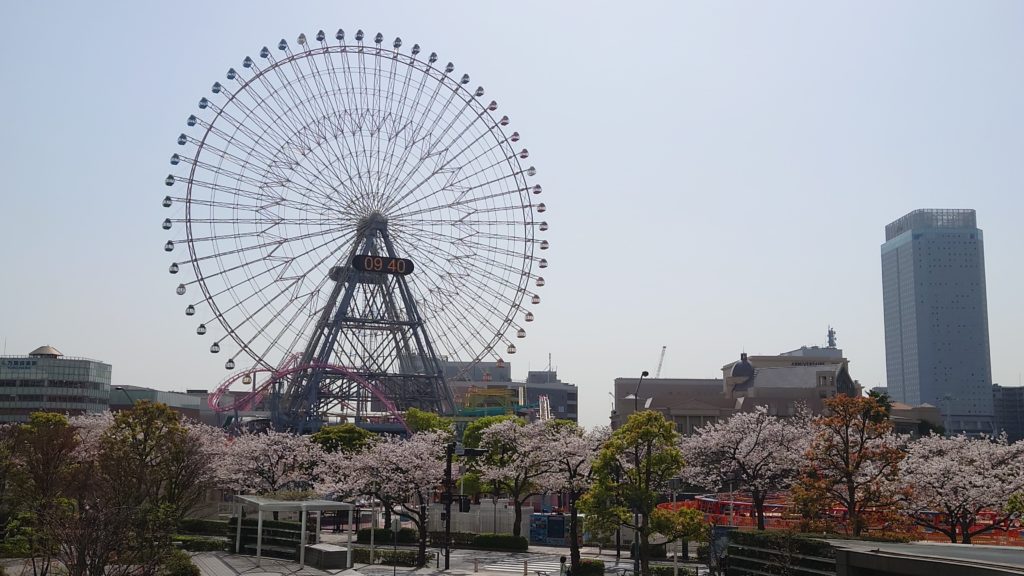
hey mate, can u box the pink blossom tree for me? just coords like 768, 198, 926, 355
68, 411, 115, 461
679, 406, 809, 530
898, 434, 1024, 543
320, 431, 448, 566
478, 419, 556, 538
538, 422, 609, 573
223, 429, 325, 495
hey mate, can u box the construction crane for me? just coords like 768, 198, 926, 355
655, 345, 667, 378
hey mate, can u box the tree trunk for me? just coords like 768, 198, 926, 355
639, 523, 651, 576
961, 519, 973, 544
512, 500, 523, 537
417, 504, 428, 567
568, 493, 581, 573
752, 490, 767, 531
847, 483, 861, 536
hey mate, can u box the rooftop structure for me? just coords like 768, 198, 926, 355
0, 346, 112, 423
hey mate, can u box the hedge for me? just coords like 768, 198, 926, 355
355, 527, 418, 544
649, 567, 696, 576
470, 533, 528, 552
352, 547, 433, 566
173, 535, 228, 552
728, 529, 835, 559
226, 517, 313, 532
428, 531, 477, 546
177, 519, 229, 536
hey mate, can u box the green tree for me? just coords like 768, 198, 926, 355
651, 506, 705, 560
581, 411, 683, 576
310, 423, 374, 454
461, 414, 523, 448
404, 408, 453, 433
6, 413, 80, 576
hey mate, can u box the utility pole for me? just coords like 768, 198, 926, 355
445, 443, 486, 570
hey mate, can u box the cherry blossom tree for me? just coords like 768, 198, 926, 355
538, 422, 609, 573
478, 419, 556, 538
68, 410, 116, 461
223, 429, 325, 496
679, 406, 809, 530
898, 434, 1024, 543
798, 395, 906, 536
319, 431, 448, 566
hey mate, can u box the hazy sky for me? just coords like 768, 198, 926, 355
2, 2, 1022, 430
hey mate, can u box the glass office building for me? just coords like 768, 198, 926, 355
0, 345, 112, 423
881, 209, 994, 435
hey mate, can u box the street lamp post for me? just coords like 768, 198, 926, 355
113, 386, 133, 408
629, 370, 648, 576
444, 443, 486, 570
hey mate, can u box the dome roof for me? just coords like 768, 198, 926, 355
730, 352, 754, 378
28, 345, 63, 358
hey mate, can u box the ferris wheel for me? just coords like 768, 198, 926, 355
162, 29, 547, 423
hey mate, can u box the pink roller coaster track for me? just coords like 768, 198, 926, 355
208, 358, 409, 433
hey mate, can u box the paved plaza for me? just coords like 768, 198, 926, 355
181, 544, 705, 576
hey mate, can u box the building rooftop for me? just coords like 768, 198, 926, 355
28, 345, 63, 358
885, 208, 977, 240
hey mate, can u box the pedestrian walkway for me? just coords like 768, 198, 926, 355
482, 554, 564, 574
192, 551, 336, 576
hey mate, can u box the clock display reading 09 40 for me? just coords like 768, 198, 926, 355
352, 255, 415, 276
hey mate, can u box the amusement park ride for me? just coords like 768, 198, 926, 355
162, 29, 547, 432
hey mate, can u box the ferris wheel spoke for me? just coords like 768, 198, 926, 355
191, 224, 350, 297
273, 53, 354, 192
204, 85, 358, 202
394, 226, 530, 281
184, 224, 354, 265
395, 236, 526, 317
384, 138, 519, 216
239, 72, 353, 201
376, 58, 437, 197
336, 46, 372, 180
419, 276, 514, 358
372, 53, 406, 200
303, 52, 372, 201
391, 185, 524, 220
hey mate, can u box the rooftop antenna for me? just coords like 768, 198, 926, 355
827, 326, 837, 349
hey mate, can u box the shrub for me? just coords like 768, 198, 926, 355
574, 559, 604, 576
729, 529, 834, 559
428, 531, 477, 546
177, 519, 229, 536
471, 533, 528, 552
649, 567, 696, 576
227, 517, 308, 531
355, 527, 417, 544
173, 535, 227, 552
162, 549, 200, 576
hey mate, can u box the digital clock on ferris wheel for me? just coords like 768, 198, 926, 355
352, 255, 415, 276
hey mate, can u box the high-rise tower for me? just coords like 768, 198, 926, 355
881, 209, 993, 435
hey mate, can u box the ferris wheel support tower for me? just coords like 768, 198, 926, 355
274, 212, 454, 431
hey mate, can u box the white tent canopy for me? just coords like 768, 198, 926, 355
234, 495, 354, 568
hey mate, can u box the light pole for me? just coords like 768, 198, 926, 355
625, 370, 648, 576
444, 443, 486, 570
113, 386, 134, 408
626, 371, 650, 414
